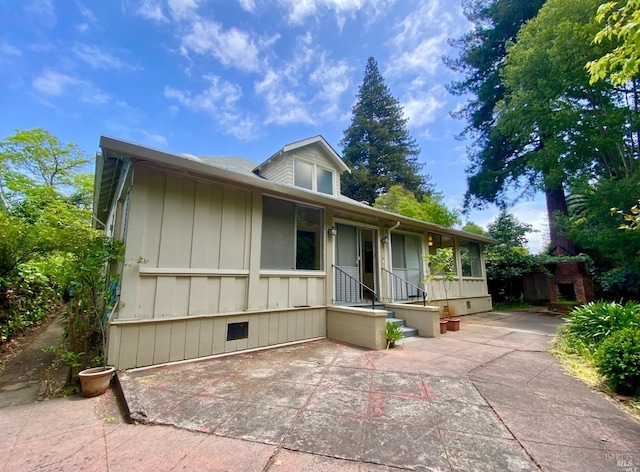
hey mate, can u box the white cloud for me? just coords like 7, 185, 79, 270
76, 2, 98, 32
0, 43, 21, 56
136, 0, 167, 22
387, 34, 447, 78
238, 0, 257, 13
165, 74, 242, 109
390, 0, 443, 48
33, 70, 79, 96
386, 0, 465, 78
310, 56, 352, 119
181, 20, 264, 72
73, 43, 137, 70
165, 75, 258, 139
277, 0, 394, 28
140, 130, 169, 147
26, 0, 56, 28
167, 0, 201, 20
255, 69, 314, 126
402, 85, 446, 128
32, 69, 110, 105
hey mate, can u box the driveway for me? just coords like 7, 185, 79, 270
116, 310, 640, 472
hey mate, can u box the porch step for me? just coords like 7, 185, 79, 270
385, 317, 419, 338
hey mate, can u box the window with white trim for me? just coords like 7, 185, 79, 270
294, 159, 334, 195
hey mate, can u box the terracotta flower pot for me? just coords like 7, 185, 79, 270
79, 366, 115, 397
447, 318, 461, 331
440, 320, 448, 334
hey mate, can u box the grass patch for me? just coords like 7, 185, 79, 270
492, 301, 532, 311
550, 336, 640, 418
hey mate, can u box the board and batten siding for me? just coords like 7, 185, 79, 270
108, 164, 329, 368
108, 308, 326, 369
118, 165, 251, 319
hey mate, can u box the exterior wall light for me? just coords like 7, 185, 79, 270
327, 226, 337, 236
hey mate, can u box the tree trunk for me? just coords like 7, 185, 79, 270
545, 184, 575, 256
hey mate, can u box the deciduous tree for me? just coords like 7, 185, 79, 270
373, 185, 460, 227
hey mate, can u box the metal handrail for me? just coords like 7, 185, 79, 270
332, 264, 377, 310
382, 268, 427, 306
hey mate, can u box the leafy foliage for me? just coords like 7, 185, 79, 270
373, 185, 460, 227
484, 211, 535, 302
424, 248, 455, 306
561, 176, 640, 299
385, 321, 404, 349
563, 301, 640, 347
340, 57, 430, 203
461, 221, 485, 235
445, 0, 545, 209
64, 236, 124, 374
612, 200, 640, 231
0, 129, 123, 384
587, 0, 640, 86
595, 327, 640, 396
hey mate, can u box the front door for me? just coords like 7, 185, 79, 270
335, 224, 377, 303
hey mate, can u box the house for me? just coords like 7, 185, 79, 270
94, 135, 495, 369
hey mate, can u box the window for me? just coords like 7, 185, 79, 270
294, 160, 313, 190
317, 168, 333, 195
460, 240, 482, 277
428, 233, 457, 275
294, 159, 334, 195
260, 196, 323, 270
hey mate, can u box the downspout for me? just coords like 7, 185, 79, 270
388, 221, 400, 236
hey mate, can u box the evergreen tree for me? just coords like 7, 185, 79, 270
340, 57, 428, 203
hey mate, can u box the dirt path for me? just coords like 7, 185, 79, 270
0, 314, 67, 408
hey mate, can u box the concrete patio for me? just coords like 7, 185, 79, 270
1, 310, 639, 471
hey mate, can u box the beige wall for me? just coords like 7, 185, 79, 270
407, 295, 493, 318
119, 165, 253, 320
108, 307, 326, 369
326, 306, 388, 350
108, 161, 493, 369
385, 303, 441, 337
259, 154, 293, 185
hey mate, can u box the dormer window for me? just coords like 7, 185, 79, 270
294, 159, 334, 195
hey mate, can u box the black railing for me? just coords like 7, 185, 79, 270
382, 268, 427, 306
332, 264, 377, 310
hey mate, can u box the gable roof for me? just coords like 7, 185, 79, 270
199, 156, 259, 176
254, 135, 351, 174
95, 135, 496, 245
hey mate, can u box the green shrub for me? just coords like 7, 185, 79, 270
595, 328, 640, 397
385, 322, 404, 349
563, 301, 640, 348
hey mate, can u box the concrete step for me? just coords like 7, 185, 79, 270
386, 310, 396, 319
386, 317, 419, 338
401, 326, 419, 337
386, 318, 406, 327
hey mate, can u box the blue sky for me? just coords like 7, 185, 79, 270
0, 0, 548, 251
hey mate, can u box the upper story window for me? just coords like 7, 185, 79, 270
294, 159, 334, 195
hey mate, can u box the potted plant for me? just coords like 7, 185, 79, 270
385, 321, 404, 349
